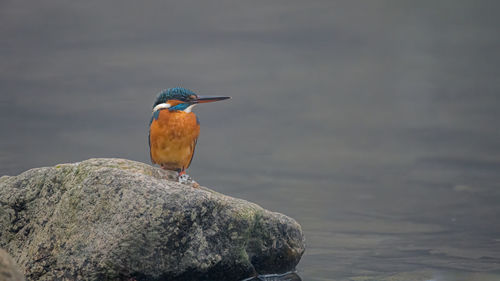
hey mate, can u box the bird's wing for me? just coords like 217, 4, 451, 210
148, 115, 155, 164
148, 129, 154, 164
148, 110, 163, 164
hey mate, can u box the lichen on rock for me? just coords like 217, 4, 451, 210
0, 248, 24, 281
0, 158, 305, 281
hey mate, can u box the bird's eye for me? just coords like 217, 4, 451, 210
189, 95, 197, 100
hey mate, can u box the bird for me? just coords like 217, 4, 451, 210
149, 87, 230, 182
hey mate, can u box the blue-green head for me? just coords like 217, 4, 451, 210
152, 87, 230, 112
153, 87, 197, 111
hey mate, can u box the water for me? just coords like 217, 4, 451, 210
1, 1, 500, 280
242, 272, 302, 281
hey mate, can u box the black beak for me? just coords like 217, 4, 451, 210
193, 96, 231, 104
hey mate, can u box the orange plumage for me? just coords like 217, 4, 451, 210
148, 88, 229, 175
149, 109, 200, 172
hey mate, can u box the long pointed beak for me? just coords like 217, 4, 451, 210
193, 95, 231, 104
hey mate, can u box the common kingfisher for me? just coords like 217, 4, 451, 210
149, 87, 230, 183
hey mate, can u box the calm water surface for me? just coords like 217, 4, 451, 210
1, 1, 500, 280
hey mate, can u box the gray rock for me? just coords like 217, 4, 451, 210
0, 158, 305, 281
0, 248, 24, 281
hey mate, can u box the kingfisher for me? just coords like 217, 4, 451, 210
149, 87, 230, 183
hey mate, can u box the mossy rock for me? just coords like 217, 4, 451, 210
0, 158, 305, 281
0, 248, 24, 281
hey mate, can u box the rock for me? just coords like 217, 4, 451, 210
0, 248, 24, 281
0, 158, 305, 281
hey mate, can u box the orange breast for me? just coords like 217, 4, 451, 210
149, 109, 200, 171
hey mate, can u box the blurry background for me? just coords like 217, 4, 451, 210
1, 1, 500, 280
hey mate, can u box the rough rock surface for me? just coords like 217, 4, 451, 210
0, 248, 24, 281
0, 158, 305, 281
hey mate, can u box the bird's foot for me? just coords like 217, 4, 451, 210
177, 171, 199, 188
178, 173, 192, 184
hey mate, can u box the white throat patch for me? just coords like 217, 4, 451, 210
152, 103, 171, 112
184, 104, 196, 113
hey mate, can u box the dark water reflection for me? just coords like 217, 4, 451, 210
1, 1, 500, 280
242, 272, 302, 281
